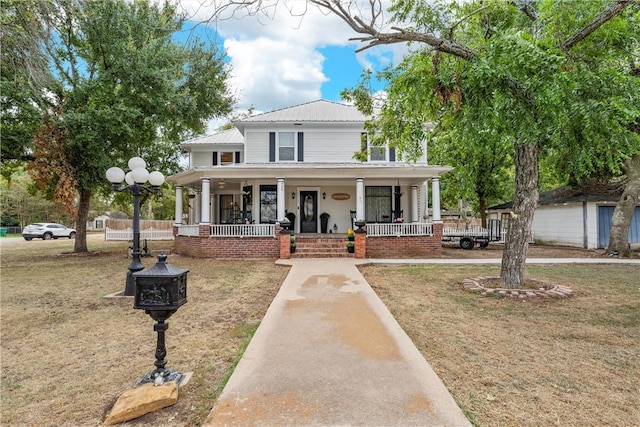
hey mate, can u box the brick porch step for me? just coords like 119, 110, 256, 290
290, 235, 354, 258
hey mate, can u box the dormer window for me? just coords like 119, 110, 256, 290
220, 152, 234, 165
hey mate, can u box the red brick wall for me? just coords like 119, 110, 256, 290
364, 224, 443, 258
174, 236, 280, 258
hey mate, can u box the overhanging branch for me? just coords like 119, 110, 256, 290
562, 0, 633, 52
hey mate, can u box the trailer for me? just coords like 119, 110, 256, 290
442, 219, 503, 250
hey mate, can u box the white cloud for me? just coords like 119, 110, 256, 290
171, 0, 409, 115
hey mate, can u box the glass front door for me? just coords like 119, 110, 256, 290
300, 191, 317, 232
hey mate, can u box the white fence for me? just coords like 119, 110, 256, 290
104, 219, 174, 241
176, 224, 276, 238
105, 227, 175, 241
366, 222, 434, 237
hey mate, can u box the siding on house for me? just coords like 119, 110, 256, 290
532, 203, 590, 247
245, 131, 270, 163
303, 131, 361, 162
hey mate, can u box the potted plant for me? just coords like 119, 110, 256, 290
354, 219, 366, 231
346, 228, 355, 241
320, 212, 330, 233
290, 233, 296, 253
345, 241, 355, 253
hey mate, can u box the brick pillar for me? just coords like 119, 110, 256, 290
173, 225, 178, 237
198, 224, 210, 238
279, 230, 291, 259
432, 222, 443, 241
355, 230, 366, 259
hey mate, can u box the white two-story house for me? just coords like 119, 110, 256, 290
168, 99, 451, 258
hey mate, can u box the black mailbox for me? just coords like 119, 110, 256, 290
132, 253, 188, 385
133, 253, 187, 317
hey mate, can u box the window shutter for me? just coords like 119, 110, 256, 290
389, 147, 396, 162
235, 151, 241, 163
212, 152, 218, 166
297, 132, 304, 162
269, 132, 276, 162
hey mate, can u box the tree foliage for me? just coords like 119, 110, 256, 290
322, 0, 639, 285
4, 0, 234, 252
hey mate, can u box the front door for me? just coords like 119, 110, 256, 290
300, 191, 318, 233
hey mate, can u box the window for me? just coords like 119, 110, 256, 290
361, 132, 388, 161
260, 185, 277, 223
365, 186, 392, 223
278, 132, 295, 161
220, 152, 234, 165
370, 146, 386, 161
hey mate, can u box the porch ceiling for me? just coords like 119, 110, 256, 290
168, 163, 452, 188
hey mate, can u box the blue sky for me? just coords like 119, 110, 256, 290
175, 1, 404, 124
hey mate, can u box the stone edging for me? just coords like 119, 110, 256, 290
462, 277, 573, 299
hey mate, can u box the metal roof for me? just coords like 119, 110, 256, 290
235, 99, 367, 125
181, 128, 243, 147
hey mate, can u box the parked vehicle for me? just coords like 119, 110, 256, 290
22, 223, 76, 241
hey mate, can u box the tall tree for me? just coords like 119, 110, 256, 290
212, 0, 639, 285
11, 0, 234, 252
323, 0, 638, 285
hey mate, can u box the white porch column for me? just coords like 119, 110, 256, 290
277, 178, 286, 221
432, 177, 442, 222
200, 178, 211, 224
194, 192, 201, 224
422, 181, 429, 222
174, 185, 183, 225
411, 185, 419, 222
356, 178, 365, 221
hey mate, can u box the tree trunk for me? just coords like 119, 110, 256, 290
500, 141, 539, 287
73, 187, 91, 253
608, 154, 640, 257
478, 197, 487, 228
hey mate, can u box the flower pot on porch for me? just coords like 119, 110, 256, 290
320, 212, 330, 233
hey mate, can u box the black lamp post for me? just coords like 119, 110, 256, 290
106, 157, 165, 296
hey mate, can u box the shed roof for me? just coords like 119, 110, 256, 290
488, 183, 625, 210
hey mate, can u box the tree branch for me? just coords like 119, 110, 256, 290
561, 0, 633, 52
311, 0, 476, 59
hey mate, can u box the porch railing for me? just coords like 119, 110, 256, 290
210, 224, 276, 237
366, 222, 433, 237
177, 225, 199, 237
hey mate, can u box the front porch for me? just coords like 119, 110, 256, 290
173, 222, 443, 259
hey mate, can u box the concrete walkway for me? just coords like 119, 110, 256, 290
203, 258, 472, 427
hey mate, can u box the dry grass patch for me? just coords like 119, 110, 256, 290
360, 263, 640, 426
0, 235, 288, 426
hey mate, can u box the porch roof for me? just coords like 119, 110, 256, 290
168, 162, 452, 188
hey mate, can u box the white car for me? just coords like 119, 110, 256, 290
22, 223, 77, 241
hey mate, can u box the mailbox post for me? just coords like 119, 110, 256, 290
133, 253, 188, 385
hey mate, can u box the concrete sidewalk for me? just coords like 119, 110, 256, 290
203, 258, 471, 427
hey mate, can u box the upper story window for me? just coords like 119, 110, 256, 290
278, 132, 295, 161
269, 131, 303, 162
361, 132, 392, 162
369, 146, 386, 161
213, 151, 241, 166
220, 152, 234, 164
